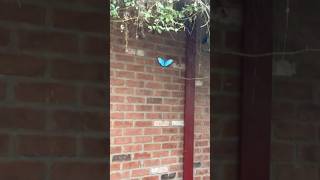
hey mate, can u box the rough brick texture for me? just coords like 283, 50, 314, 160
110, 22, 210, 179
0, 0, 107, 179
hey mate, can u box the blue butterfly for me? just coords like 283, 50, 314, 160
157, 57, 174, 68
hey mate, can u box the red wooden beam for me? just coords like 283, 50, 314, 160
183, 21, 197, 180
240, 0, 273, 180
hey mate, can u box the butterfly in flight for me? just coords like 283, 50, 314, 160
157, 57, 174, 68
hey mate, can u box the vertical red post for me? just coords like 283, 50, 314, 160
183, 21, 197, 180
240, 0, 272, 180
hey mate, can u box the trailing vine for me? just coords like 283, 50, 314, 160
110, 0, 210, 50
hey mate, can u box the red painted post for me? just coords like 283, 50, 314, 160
183, 21, 197, 180
240, 0, 272, 180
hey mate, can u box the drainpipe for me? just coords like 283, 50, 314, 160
183, 19, 197, 180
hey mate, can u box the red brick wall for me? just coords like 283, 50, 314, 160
0, 0, 107, 179
110, 23, 210, 179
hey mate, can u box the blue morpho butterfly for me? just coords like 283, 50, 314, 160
157, 57, 174, 68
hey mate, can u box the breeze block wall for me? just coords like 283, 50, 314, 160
271, 0, 320, 179
110, 23, 210, 179
0, 0, 108, 179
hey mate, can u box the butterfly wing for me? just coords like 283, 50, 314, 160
164, 59, 174, 67
157, 57, 166, 67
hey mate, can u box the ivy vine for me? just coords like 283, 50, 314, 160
110, 0, 210, 49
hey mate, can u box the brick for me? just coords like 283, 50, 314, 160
274, 122, 316, 141
51, 60, 107, 82
111, 112, 124, 119
126, 80, 145, 88
0, 1, 45, 24
161, 157, 177, 165
113, 121, 133, 128
135, 88, 153, 96
0, 134, 9, 155
124, 128, 143, 136
112, 154, 131, 162
145, 82, 163, 89
19, 30, 78, 54
161, 173, 176, 180
115, 70, 135, 79
213, 95, 240, 114
83, 36, 106, 56
162, 143, 177, 149
136, 105, 153, 111
125, 113, 144, 119
52, 110, 105, 132
52, 9, 106, 33
80, 137, 107, 157
143, 176, 160, 180
0, 161, 45, 180
110, 95, 125, 103
110, 146, 122, 154
0, 27, 10, 47
110, 78, 125, 86
154, 136, 170, 142
127, 64, 145, 72
154, 105, 170, 112
17, 135, 76, 157
127, 96, 145, 103
273, 80, 313, 101
114, 104, 134, 111
123, 144, 142, 153
51, 162, 107, 180
146, 113, 163, 119
152, 151, 169, 158
110, 163, 121, 171
81, 86, 106, 107
147, 97, 162, 104
110, 129, 122, 137
15, 82, 76, 104
0, 107, 45, 130
135, 121, 153, 127
144, 144, 161, 151
0, 81, 5, 100
132, 169, 149, 177
297, 145, 320, 162
214, 140, 239, 161
114, 137, 132, 145
114, 87, 134, 95
0, 54, 46, 77
274, 165, 317, 180
144, 128, 162, 135
111, 62, 125, 69
123, 161, 140, 169
134, 136, 152, 143
271, 142, 295, 161
137, 73, 154, 80
162, 128, 178, 134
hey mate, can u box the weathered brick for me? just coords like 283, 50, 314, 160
19, 30, 78, 54
112, 154, 131, 162
0, 54, 46, 77
52, 9, 106, 33
0, 1, 45, 24
52, 110, 105, 132
51, 60, 107, 82
0, 161, 46, 180
17, 135, 76, 157
15, 82, 76, 104
51, 162, 107, 180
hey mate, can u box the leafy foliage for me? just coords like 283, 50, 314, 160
110, 0, 210, 36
